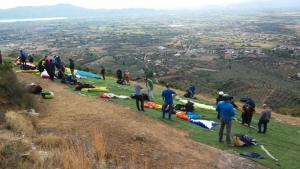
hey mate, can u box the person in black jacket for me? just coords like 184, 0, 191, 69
185, 100, 194, 113
69, 59, 76, 79
100, 66, 105, 80
216, 91, 224, 119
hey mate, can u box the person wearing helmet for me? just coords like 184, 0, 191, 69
216, 94, 236, 146
216, 91, 224, 119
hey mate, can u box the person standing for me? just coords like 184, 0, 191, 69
0, 50, 2, 64
28, 53, 34, 63
48, 59, 56, 81
216, 91, 224, 119
134, 76, 145, 112
54, 55, 61, 69
258, 104, 271, 134
20, 50, 26, 67
100, 66, 105, 80
162, 83, 177, 119
125, 70, 130, 85
145, 78, 154, 101
216, 94, 236, 146
58, 61, 65, 80
69, 59, 76, 79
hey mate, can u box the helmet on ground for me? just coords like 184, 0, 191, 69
219, 91, 224, 95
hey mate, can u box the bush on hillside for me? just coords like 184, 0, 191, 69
0, 63, 36, 110
276, 107, 300, 117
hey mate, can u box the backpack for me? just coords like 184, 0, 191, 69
174, 104, 186, 111
29, 85, 42, 94
233, 134, 257, 146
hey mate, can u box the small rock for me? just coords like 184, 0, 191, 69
140, 154, 144, 156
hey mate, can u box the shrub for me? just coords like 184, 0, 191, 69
5, 111, 34, 137
0, 110, 6, 125
0, 63, 36, 110
276, 108, 300, 117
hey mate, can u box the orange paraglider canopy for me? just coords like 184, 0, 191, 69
77, 58, 84, 61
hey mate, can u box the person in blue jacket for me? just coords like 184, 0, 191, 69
162, 83, 177, 119
20, 50, 26, 67
216, 94, 236, 146
48, 59, 57, 81
189, 84, 196, 98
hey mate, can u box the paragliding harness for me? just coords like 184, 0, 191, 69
21, 64, 37, 70
75, 82, 95, 91
116, 79, 126, 85
29, 84, 43, 95
130, 92, 149, 100
174, 104, 186, 111
232, 134, 257, 146
184, 90, 197, 99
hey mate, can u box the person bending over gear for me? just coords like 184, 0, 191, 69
189, 84, 196, 98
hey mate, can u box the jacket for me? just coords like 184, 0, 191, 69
146, 79, 153, 90
216, 100, 235, 121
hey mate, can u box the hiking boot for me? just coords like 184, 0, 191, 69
219, 140, 224, 143
227, 143, 234, 147
140, 110, 145, 113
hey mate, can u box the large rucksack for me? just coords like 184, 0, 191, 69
233, 134, 257, 146
29, 85, 43, 94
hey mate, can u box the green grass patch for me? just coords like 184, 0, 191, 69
52, 75, 300, 169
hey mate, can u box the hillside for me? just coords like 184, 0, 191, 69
10, 71, 267, 169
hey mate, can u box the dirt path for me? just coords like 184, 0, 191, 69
16, 73, 267, 169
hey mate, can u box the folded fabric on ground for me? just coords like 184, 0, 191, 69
186, 112, 201, 120
81, 87, 108, 92
144, 102, 162, 109
65, 68, 100, 79
100, 93, 131, 99
189, 119, 218, 129
179, 99, 214, 110
240, 152, 264, 159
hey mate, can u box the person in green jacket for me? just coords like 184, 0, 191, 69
145, 78, 154, 101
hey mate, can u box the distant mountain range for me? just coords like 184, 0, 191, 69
0, 0, 299, 19
0, 4, 158, 19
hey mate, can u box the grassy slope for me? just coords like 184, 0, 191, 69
46, 75, 300, 169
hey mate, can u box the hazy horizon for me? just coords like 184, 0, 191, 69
0, 0, 249, 10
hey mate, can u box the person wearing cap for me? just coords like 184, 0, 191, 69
216, 94, 235, 146
216, 91, 224, 119
134, 76, 145, 112
258, 104, 271, 134
162, 83, 177, 119
145, 78, 154, 101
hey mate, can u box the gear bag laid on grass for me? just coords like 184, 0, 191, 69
233, 134, 257, 146
29, 84, 42, 94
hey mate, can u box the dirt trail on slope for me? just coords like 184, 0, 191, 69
16, 73, 267, 169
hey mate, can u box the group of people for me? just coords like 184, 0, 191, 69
133, 77, 156, 111
18, 50, 34, 67
37, 54, 76, 81
216, 92, 272, 146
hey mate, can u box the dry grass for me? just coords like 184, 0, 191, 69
37, 134, 62, 149
5, 111, 34, 137
1, 111, 149, 169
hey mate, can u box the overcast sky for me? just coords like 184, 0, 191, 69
0, 0, 249, 9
